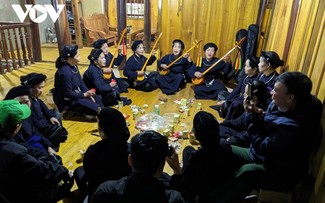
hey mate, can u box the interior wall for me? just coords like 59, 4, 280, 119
0, 0, 22, 22
266, 0, 324, 202
159, 0, 260, 62
107, 0, 159, 30
36, 0, 56, 43
82, 0, 103, 17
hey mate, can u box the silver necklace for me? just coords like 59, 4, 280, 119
71, 65, 79, 74
259, 72, 276, 84
203, 58, 216, 67
133, 55, 144, 64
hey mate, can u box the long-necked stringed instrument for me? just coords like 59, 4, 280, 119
103, 28, 127, 79
136, 32, 163, 81
159, 39, 202, 76
191, 37, 246, 85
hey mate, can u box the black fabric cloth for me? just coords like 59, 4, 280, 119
207, 95, 323, 203
188, 57, 230, 100
83, 63, 120, 106
30, 97, 65, 150
257, 71, 279, 92
0, 139, 69, 202
215, 74, 258, 120
157, 54, 193, 95
103, 53, 129, 93
169, 140, 239, 203
123, 54, 158, 92
4, 85, 30, 100
93, 39, 108, 49
54, 63, 103, 114
30, 98, 56, 129
220, 113, 252, 147
131, 40, 143, 52
12, 116, 63, 163
20, 73, 47, 87
83, 139, 132, 197
91, 173, 186, 203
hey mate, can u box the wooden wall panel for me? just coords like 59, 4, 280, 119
262, 1, 325, 202
264, 0, 292, 58
160, 0, 260, 61
286, 0, 320, 73
108, 0, 118, 26
311, 10, 325, 203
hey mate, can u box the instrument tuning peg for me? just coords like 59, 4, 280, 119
194, 40, 199, 48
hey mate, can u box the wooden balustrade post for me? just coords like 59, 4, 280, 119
0, 37, 3, 73
0, 30, 10, 72
7, 29, 17, 70
0, 53, 3, 74
13, 27, 24, 68
26, 0, 41, 62
71, 0, 83, 48
19, 27, 28, 66
24, 26, 34, 64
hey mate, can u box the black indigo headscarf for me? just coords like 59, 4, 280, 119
131, 40, 143, 52
20, 73, 47, 87
97, 107, 130, 142
93, 39, 108, 49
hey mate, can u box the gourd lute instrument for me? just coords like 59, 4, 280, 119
103, 28, 127, 79
191, 37, 246, 85
159, 39, 202, 76
136, 32, 163, 81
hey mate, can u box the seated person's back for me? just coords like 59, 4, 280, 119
91, 130, 186, 203
83, 107, 132, 197
169, 111, 239, 202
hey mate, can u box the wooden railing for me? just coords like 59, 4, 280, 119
0, 22, 34, 74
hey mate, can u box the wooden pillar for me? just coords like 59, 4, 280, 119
26, 0, 42, 62
144, 0, 151, 53
117, 0, 127, 69
104, 0, 109, 19
72, 0, 83, 48
117, 0, 127, 38
53, 0, 71, 53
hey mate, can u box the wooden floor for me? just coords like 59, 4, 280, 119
0, 44, 225, 203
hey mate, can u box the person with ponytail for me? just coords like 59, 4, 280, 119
215, 55, 260, 120
257, 51, 284, 91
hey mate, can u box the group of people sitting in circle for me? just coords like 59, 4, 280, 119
0, 37, 323, 203
52, 38, 234, 120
